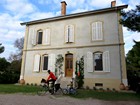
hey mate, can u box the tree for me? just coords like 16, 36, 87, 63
0, 43, 4, 54
8, 37, 24, 61
0, 58, 10, 72
126, 40, 140, 90
120, 4, 140, 32
126, 40, 140, 70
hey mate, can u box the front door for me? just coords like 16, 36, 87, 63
65, 54, 73, 77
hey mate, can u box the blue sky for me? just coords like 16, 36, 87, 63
0, 0, 140, 59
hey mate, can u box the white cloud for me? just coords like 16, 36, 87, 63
3, 0, 37, 15
29, 12, 55, 20
71, 8, 88, 14
123, 27, 140, 54
128, 0, 139, 8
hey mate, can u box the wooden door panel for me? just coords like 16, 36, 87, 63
65, 54, 73, 77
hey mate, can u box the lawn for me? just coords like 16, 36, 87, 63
0, 84, 140, 101
71, 89, 140, 101
0, 84, 39, 94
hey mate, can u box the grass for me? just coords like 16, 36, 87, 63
0, 84, 39, 94
0, 84, 140, 101
70, 89, 140, 101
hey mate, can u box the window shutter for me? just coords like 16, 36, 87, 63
92, 22, 103, 41
97, 22, 103, 40
30, 29, 36, 45
48, 54, 56, 72
87, 52, 93, 72
43, 29, 50, 45
103, 51, 110, 72
65, 25, 68, 43
92, 23, 96, 41
33, 54, 40, 72
69, 25, 74, 42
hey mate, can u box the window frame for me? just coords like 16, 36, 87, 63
42, 54, 49, 71
93, 52, 103, 71
37, 30, 43, 44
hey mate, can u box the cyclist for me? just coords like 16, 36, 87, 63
46, 70, 57, 86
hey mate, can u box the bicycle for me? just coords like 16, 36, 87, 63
63, 78, 78, 95
63, 87, 77, 95
37, 78, 63, 96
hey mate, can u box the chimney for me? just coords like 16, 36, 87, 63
61, 1, 67, 15
111, 1, 116, 7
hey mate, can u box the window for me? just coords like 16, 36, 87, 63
94, 52, 103, 71
92, 21, 103, 41
87, 51, 110, 72
43, 55, 48, 70
30, 28, 50, 46
65, 25, 74, 43
42, 54, 56, 72
37, 30, 43, 44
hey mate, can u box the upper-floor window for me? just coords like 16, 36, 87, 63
92, 21, 103, 41
37, 30, 43, 44
30, 28, 50, 46
65, 24, 74, 43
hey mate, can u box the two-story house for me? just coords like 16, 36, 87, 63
20, 1, 128, 90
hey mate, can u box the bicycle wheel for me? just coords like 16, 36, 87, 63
37, 86, 48, 96
71, 88, 77, 95
55, 87, 64, 95
62, 88, 68, 95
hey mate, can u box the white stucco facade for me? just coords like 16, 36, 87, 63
20, 4, 128, 90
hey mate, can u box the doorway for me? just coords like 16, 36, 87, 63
65, 53, 73, 77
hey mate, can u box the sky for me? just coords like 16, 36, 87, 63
0, 0, 140, 59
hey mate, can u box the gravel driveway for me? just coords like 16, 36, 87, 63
0, 94, 139, 105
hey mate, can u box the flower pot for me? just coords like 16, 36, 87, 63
120, 83, 125, 90
20, 79, 25, 85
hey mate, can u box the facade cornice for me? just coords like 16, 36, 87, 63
22, 43, 125, 51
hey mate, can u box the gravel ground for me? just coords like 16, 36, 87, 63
0, 94, 139, 105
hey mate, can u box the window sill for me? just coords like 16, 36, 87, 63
93, 71, 110, 74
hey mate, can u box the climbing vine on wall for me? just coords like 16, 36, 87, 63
75, 56, 84, 88
55, 54, 64, 77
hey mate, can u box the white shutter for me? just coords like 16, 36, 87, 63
33, 54, 40, 72
92, 23, 96, 41
48, 54, 56, 72
103, 51, 110, 72
30, 29, 36, 45
65, 25, 68, 43
69, 25, 74, 42
92, 22, 103, 41
97, 22, 103, 40
87, 52, 93, 72
43, 29, 50, 45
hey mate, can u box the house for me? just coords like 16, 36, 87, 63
20, 1, 128, 90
